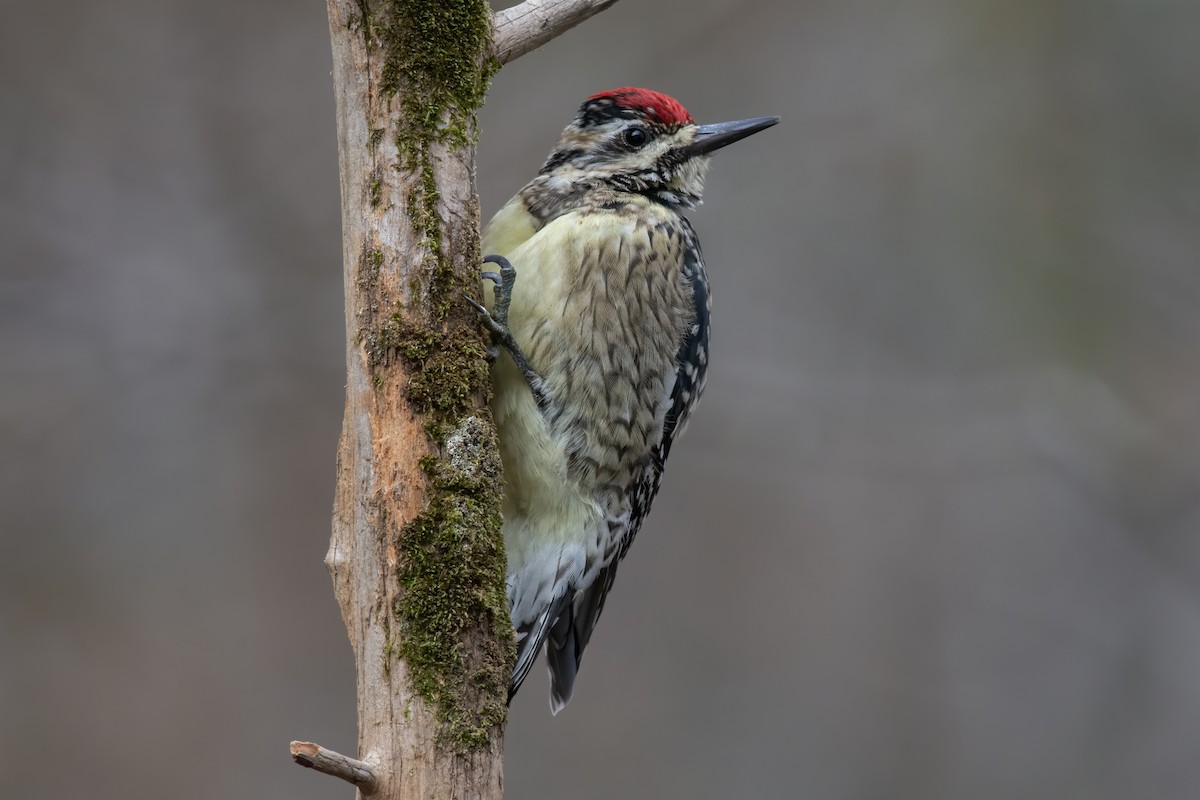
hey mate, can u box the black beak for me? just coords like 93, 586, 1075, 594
685, 115, 780, 157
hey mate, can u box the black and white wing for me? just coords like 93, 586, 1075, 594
546, 219, 711, 711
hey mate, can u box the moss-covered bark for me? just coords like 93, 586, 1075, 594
352, 0, 513, 753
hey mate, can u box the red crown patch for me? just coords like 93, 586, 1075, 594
587, 87, 694, 126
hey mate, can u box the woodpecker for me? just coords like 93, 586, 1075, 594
470, 88, 777, 713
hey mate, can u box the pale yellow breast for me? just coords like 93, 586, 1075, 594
481, 197, 538, 259
496, 205, 692, 487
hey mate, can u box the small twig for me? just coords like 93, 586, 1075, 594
491, 0, 623, 65
289, 741, 379, 791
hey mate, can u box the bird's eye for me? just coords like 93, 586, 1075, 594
623, 126, 648, 148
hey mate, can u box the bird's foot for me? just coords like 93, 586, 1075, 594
464, 255, 519, 354
465, 255, 549, 408
468, 256, 517, 337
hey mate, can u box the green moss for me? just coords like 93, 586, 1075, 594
367, 0, 498, 319
357, 246, 384, 291
374, 0, 497, 149
353, 0, 510, 752
363, 311, 490, 415
382, 639, 395, 675
361, 312, 509, 751
396, 412, 512, 751
369, 171, 383, 208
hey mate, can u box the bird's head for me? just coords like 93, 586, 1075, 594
538, 87, 779, 208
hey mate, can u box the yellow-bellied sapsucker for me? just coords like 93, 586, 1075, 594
470, 88, 777, 712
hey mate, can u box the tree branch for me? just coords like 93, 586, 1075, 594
491, 0, 622, 64
295, 0, 622, 796
289, 741, 379, 791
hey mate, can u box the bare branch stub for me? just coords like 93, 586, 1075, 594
491, 0, 622, 64
290, 741, 378, 791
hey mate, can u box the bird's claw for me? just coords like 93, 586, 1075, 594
464, 255, 521, 361
465, 254, 549, 409
483, 255, 517, 326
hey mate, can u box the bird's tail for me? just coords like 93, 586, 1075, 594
547, 607, 579, 714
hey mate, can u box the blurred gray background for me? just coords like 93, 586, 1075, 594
3, 1, 1199, 798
